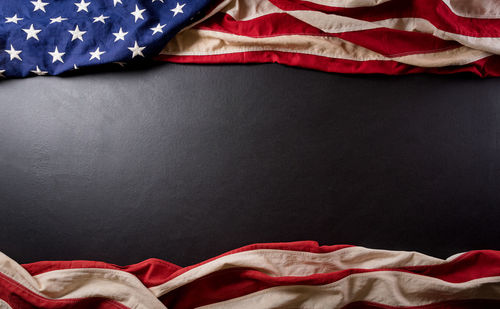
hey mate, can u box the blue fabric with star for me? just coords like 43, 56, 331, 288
0, 0, 211, 77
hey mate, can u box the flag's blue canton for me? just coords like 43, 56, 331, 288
0, 0, 211, 77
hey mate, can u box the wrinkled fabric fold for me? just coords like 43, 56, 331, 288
159, 0, 500, 76
2, 241, 500, 308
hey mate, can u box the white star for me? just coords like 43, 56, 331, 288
150, 23, 165, 35
93, 14, 109, 24
68, 25, 86, 41
112, 27, 128, 42
31, 0, 49, 12
0, 70, 5, 78
114, 62, 126, 67
113, 0, 122, 6
152, 0, 164, 2
89, 47, 105, 61
5, 14, 23, 24
171, 2, 185, 16
131, 5, 145, 22
48, 46, 65, 63
22, 24, 42, 41
5, 45, 22, 61
75, 0, 90, 12
50, 16, 68, 24
73, 64, 79, 70
128, 41, 146, 58
31, 66, 48, 76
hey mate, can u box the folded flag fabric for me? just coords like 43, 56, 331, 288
0, 0, 211, 77
158, 0, 500, 77
2, 0, 500, 77
2, 241, 500, 308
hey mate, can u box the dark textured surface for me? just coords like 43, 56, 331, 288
0, 63, 499, 266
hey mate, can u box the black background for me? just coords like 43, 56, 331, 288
1, 63, 499, 266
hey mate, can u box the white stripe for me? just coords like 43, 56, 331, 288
161, 29, 491, 67
287, 9, 380, 33
0, 252, 46, 295
441, 0, 500, 19
373, 17, 500, 54
149, 246, 460, 297
180, 0, 233, 33
0, 252, 166, 309
198, 271, 500, 309
0, 300, 12, 309
395, 46, 490, 67
163, 30, 389, 60
286, 11, 500, 54
213, 0, 500, 54
304, 0, 392, 8
223, 0, 284, 21
222, 0, 380, 31
222, 0, 391, 21
223, 0, 392, 21
33, 269, 167, 309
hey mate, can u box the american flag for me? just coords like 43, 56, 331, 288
0, 0, 211, 77
159, 0, 500, 77
2, 0, 500, 77
3, 1, 500, 307
1, 241, 500, 308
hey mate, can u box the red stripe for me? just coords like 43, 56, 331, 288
268, 0, 500, 37
161, 266, 500, 308
408, 250, 500, 283
154, 241, 352, 284
197, 12, 325, 37
0, 272, 127, 309
269, 0, 415, 20
14, 242, 500, 309
22, 258, 182, 288
159, 248, 500, 308
197, 12, 461, 57
21, 241, 351, 286
342, 299, 500, 309
156, 52, 500, 77
7, 242, 500, 308
160, 268, 271, 309
337, 28, 461, 57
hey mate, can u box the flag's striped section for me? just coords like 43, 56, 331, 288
194, 272, 500, 309
2, 241, 500, 308
158, 0, 500, 76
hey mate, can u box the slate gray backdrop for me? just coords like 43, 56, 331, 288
0, 63, 499, 266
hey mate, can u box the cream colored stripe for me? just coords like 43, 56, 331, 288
222, 0, 380, 32
373, 17, 500, 54
312, 0, 500, 16
288, 9, 380, 33
222, 0, 283, 21
0, 299, 13, 309
180, 0, 233, 33
33, 269, 167, 309
0, 252, 166, 309
395, 45, 490, 67
150, 246, 457, 297
222, 0, 392, 22
287, 11, 500, 53
441, 0, 500, 19
212, 0, 500, 54
198, 272, 500, 309
161, 29, 491, 67
0, 252, 47, 295
162, 30, 388, 61
305, 0, 392, 8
